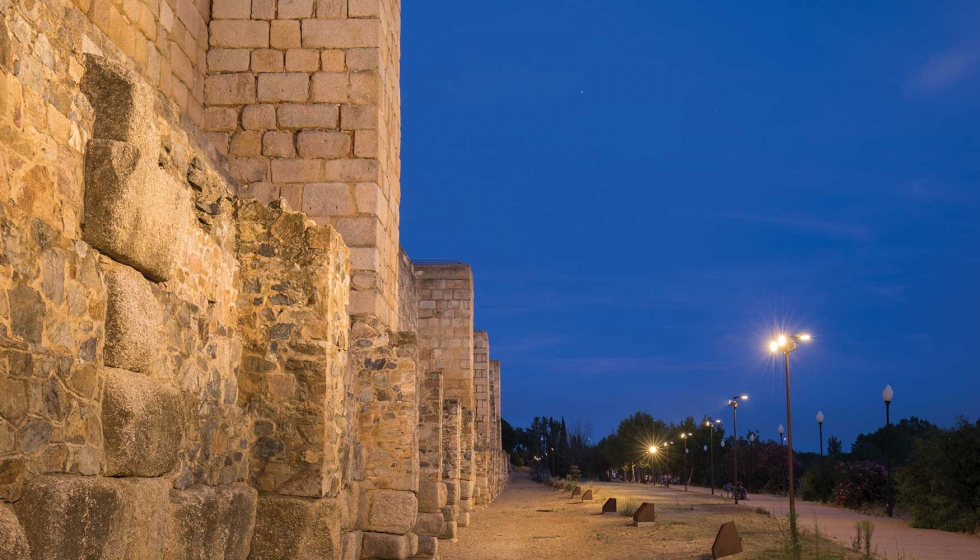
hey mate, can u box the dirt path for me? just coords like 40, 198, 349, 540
619, 483, 980, 560
441, 473, 846, 560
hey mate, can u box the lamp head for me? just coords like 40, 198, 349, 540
816, 411, 824, 424
778, 424, 784, 435
749, 433, 755, 442
769, 340, 779, 353
799, 334, 812, 341
648, 445, 657, 454
883, 385, 894, 403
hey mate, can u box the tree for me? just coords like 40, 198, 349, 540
851, 416, 939, 467
827, 435, 843, 456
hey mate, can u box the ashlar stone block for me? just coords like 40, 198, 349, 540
102, 368, 183, 477
83, 140, 189, 282
80, 54, 159, 159
248, 494, 342, 560
103, 260, 162, 373
165, 485, 258, 560
416, 480, 447, 513
361, 532, 418, 560
15, 475, 170, 560
362, 489, 418, 535
412, 512, 443, 538
0, 503, 30, 559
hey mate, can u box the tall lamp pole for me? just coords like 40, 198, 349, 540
778, 424, 785, 496
883, 385, 894, 517
550, 447, 555, 478
817, 411, 825, 496
680, 433, 693, 491
706, 418, 721, 495
770, 333, 812, 556
748, 432, 755, 484
727, 395, 748, 504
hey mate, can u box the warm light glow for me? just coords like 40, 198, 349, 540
778, 335, 787, 347
800, 334, 812, 341
769, 341, 779, 353
716, 419, 721, 423
740, 395, 749, 400
648, 445, 657, 454
681, 434, 686, 439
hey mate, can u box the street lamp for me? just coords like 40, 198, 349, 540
883, 385, 894, 517
706, 418, 721, 495
727, 395, 748, 504
770, 332, 811, 557
748, 432, 755, 484
817, 411, 825, 498
550, 447, 555, 478
680, 433, 693, 491
648, 445, 658, 483
777, 424, 785, 496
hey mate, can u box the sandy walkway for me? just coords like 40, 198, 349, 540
610, 483, 980, 560
442, 473, 845, 560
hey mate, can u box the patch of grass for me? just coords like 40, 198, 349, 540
755, 506, 772, 516
619, 497, 639, 518
850, 520, 876, 560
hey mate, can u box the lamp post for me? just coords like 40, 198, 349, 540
778, 424, 785, 496
883, 385, 894, 517
706, 418, 721, 495
550, 447, 555, 478
680, 433, 693, 491
770, 333, 811, 558
727, 395, 748, 504
648, 445, 658, 483
748, 432, 755, 485
817, 411, 825, 498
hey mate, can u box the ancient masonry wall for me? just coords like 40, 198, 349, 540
0, 0, 508, 556
472, 330, 490, 506
203, 0, 402, 330
415, 264, 476, 529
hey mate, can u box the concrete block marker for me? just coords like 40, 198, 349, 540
602, 498, 617, 514
711, 521, 743, 559
571, 486, 581, 497
581, 489, 593, 502
632, 503, 656, 527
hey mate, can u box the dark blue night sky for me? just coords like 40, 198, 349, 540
399, 1, 980, 452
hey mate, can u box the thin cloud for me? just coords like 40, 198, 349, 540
537, 356, 725, 376
898, 177, 977, 203
720, 212, 873, 243
906, 46, 979, 95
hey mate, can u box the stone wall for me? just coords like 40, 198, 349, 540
472, 330, 489, 506
415, 263, 475, 527
0, 0, 508, 556
204, 0, 403, 331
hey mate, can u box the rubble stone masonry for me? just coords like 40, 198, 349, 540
0, 0, 507, 557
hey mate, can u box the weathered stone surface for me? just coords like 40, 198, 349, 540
83, 139, 189, 282
341, 530, 362, 560
457, 512, 470, 528
102, 368, 183, 477
411, 535, 437, 559
164, 484, 257, 560
416, 480, 446, 513
0, 503, 30, 559
80, 54, 160, 159
439, 504, 458, 540
103, 260, 162, 372
457, 497, 472, 512
361, 532, 417, 560
249, 494, 342, 560
412, 512, 443, 537
444, 480, 458, 505
362, 489, 418, 535
15, 475, 169, 560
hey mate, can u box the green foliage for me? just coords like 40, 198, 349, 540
850, 417, 939, 466
801, 461, 833, 503
850, 520, 876, 560
827, 436, 843, 456
897, 417, 980, 533
510, 452, 524, 467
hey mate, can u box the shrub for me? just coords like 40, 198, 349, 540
801, 463, 833, 503
510, 452, 525, 467
897, 417, 980, 533
833, 461, 887, 511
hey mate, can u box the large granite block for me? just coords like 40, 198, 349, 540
416, 480, 446, 513
361, 489, 417, 535
164, 484, 257, 560
0, 503, 30, 559
361, 532, 417, 560
83, 139, 189, 282
103, 260, 162, 372
248, 494, 342, 560
15, 475, 169, 560
102, 368, 183, 477
80, 54, 160, 158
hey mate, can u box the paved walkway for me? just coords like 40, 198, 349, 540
589, 481, 980, 560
